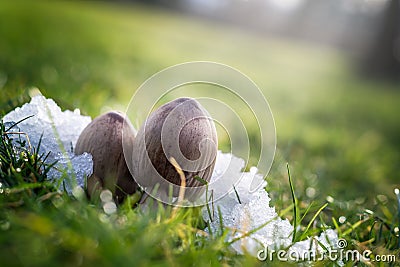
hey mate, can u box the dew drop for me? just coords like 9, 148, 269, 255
338, 216, 346, 224
306, 187, 316, 198
326, 196, 334, 203
100, 190, 113, 203
103, 202, 117, 215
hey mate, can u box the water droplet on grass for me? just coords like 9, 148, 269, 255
100, 190, 113, 203
103, 202, 117, 215
306, 187, 316, 198
326, 196, 334, 203
338, 216, 346, 224
365, 209, 374, 215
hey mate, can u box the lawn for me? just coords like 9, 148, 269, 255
0, 1, 399, 266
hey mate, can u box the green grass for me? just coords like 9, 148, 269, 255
0, 1, 400, 266
1, 119, 398, 266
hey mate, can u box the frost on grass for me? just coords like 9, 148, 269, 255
203, 151, 339, 260
3, 95, 93, 192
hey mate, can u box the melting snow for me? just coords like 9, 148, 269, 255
3, 95, 93, 192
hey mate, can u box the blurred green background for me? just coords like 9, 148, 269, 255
0, 0, 399, 206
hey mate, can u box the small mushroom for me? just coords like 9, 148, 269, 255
130, 98, 218, 204
75, 111, 138, 203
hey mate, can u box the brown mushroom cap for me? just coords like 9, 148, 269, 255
75, 111, 138, 203
131, 98, 218, 202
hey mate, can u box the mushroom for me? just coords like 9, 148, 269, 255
130, 98, 218, 204
75, 111, 138, 203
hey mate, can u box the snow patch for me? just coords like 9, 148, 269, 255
3, 95, 93, 192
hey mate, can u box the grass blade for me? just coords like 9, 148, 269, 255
300, 203, 328, 240
287, 163, 299, 242
4, 115, 35, 132
233, 184, 241, 204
